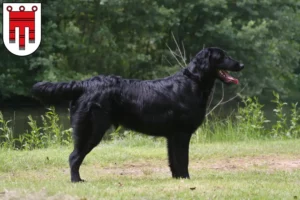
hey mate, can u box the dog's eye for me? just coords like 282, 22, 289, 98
217, 55, 225, 63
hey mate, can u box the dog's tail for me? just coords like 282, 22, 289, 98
32, 81, 84, 104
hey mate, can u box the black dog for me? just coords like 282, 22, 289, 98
32, 47, 244, 182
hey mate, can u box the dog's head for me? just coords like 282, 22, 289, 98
191, 47, 244, 84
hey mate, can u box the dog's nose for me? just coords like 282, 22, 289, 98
239, 63, 244, 69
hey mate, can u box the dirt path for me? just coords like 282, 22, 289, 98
84, 155, 300, 177
207, 155, 300, 172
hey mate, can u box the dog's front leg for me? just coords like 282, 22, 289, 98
167, 133, 192, 179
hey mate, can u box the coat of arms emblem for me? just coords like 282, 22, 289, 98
3, 3, 41, 56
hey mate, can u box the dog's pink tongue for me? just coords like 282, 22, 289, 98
226, 75, 239, 84
221, 70, 239, 84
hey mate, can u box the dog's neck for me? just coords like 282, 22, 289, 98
183, 61, 216, 91
183, 61, 216, 112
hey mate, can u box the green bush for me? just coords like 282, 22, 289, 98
0, 107, 72, 150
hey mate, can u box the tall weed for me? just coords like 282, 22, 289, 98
236, 97, 269, 139
0, 107, 72, 150
271, 92, 300, 138
0, 112, 15, 149
288, 103, 300, 138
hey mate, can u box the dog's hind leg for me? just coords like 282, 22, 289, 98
167, 133, 192, 179
69, 114, 91, 182
69, 105, 111, 182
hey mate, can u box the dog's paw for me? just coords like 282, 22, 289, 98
71, 178, 85, 183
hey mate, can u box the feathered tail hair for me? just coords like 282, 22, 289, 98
32, 81, 84, 104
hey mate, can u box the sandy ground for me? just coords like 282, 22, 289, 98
0, 189, 78, 200
90, 155, 300, 176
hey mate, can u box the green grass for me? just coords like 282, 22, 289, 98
1, 139, 300, 200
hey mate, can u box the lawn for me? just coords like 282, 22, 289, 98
0, 138, 300, 200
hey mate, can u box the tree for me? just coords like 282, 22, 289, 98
0, 0, 299, 102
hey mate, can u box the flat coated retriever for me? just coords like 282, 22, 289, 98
32, 47, 244, 182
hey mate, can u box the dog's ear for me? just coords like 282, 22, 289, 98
183, 49, 211, 82
195, 48, 211, 71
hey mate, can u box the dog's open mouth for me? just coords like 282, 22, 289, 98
218, 70, 239, 84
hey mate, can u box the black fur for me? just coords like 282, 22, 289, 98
32, 47, 244, 182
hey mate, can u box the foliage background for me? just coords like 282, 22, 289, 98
0, 0, 299, 103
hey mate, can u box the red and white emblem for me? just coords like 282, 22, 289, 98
3, 3, 41, 56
